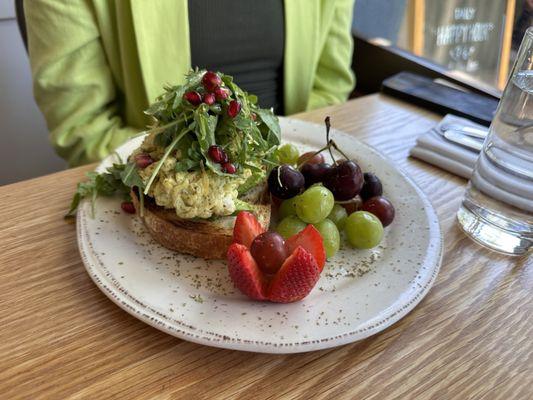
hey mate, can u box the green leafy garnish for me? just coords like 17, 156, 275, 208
68, 69, 281, 217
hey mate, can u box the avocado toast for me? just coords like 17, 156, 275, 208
69, 70, 280, 259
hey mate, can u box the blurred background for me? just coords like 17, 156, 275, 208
1, 0, 531, 185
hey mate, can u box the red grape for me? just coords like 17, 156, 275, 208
250, 231, 288, 274
362, 196, 395, 227
360, 172, 383, 201
300, 162, 332, 187
324, 160, 364, 201
268, 165, 305, 199
298, 151, 325, 166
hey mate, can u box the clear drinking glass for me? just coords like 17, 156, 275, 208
457, 27, 533, 256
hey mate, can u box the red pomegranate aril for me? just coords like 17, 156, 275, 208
250, 231, 288, 274
202, 71, 222, 92
214, 87, 229, 101
203, 92, 216, 105
227, 100, 241, 118
121, 201, 136, 214
183, 91, 202, 106
208, 145, 227, 163
222, 162, 237, 174
134, 153, 154, 169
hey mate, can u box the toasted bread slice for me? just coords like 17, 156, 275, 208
131, 188, 271, 259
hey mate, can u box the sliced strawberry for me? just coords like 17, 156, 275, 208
268, 246, 320, 303
233, 211, 265, 248
227, 243, 267, 301
285, 225, 326, 271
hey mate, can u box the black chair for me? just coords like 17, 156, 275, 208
15, 0, 28, 50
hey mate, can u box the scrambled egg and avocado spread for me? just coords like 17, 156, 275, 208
137, 138, 251, 219
132, 70, 280, 220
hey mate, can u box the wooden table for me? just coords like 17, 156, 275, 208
1, 94, 531, 400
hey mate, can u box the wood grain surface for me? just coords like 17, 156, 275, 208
1, 94, 531, 400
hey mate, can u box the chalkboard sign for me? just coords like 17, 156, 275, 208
422, 0, 508, 86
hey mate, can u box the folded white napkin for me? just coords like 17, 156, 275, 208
410, 114, 533, 212
409, 114, 482, 179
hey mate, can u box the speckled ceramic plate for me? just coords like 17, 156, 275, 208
77, 117, 442, 353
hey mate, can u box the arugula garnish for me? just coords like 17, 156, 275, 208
68, 69, 281, 217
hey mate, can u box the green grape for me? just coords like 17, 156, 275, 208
295, 185, 334, 224
276, 215, 307, 239
276, 143, 300, 165
328, 204, 348, 230
313, 219, 340, 258
344, 211, 383, 249
278, 196, 299, 219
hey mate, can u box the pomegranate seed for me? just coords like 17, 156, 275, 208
227, 100, 241, 118
202, 71, 222, 92
222, 162, 237, 174
203, 92, 216, 105
134, 153, 154, 169
183, 91, 202, 106
208, 145, 228, 164
214, 87, 229, 101
121, 201, 136, 214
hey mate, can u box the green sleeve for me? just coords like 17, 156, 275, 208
24, 0, 138, 167
307, 0, 356, 110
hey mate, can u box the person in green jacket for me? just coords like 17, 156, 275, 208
25, 0, 355, 167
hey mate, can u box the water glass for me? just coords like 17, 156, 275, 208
457, 27, 533, 255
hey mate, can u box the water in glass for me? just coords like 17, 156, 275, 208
457, 29, 533, 255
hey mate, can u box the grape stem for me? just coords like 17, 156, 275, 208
325, 117, 336, 164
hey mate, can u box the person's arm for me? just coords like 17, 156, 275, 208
25, 0, 138, 167
307, 0, 356, 110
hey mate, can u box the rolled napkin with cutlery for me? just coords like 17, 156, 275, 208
409, 114, 487, 179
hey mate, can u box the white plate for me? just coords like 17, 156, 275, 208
77, 117, 442, 353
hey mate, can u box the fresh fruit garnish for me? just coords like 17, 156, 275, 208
222, 162, 237, 174
121, 201, 136, 214
360, 172, 383, 201
327, 204, 348, 230
267, 165, 305, 199
301, 162, 332, 188
276, 143, 300, 165
285, 224, 326, 271
227, 243, 267, 301
134, 153, 154, 169
295, 185, 334, 224
341, 197, 363, 214
276, 215, 307, 239
214, 87, 229, 101
324, 160, 364, 201
312, 219, 340, 258
250, 231, 288, 274
233, 211, 266, 248
298, 151, 325, 166
228, 212, 325, 302
268, 246, 320, 303
201, 71, 222, 92
278, 197, 298, 219
362, 196, 395, 227
227, 100, 241, 118
203, 92, 216, 105
345, 211, 383, 249
208, 145, 228, 164
183, 91, 202, 106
